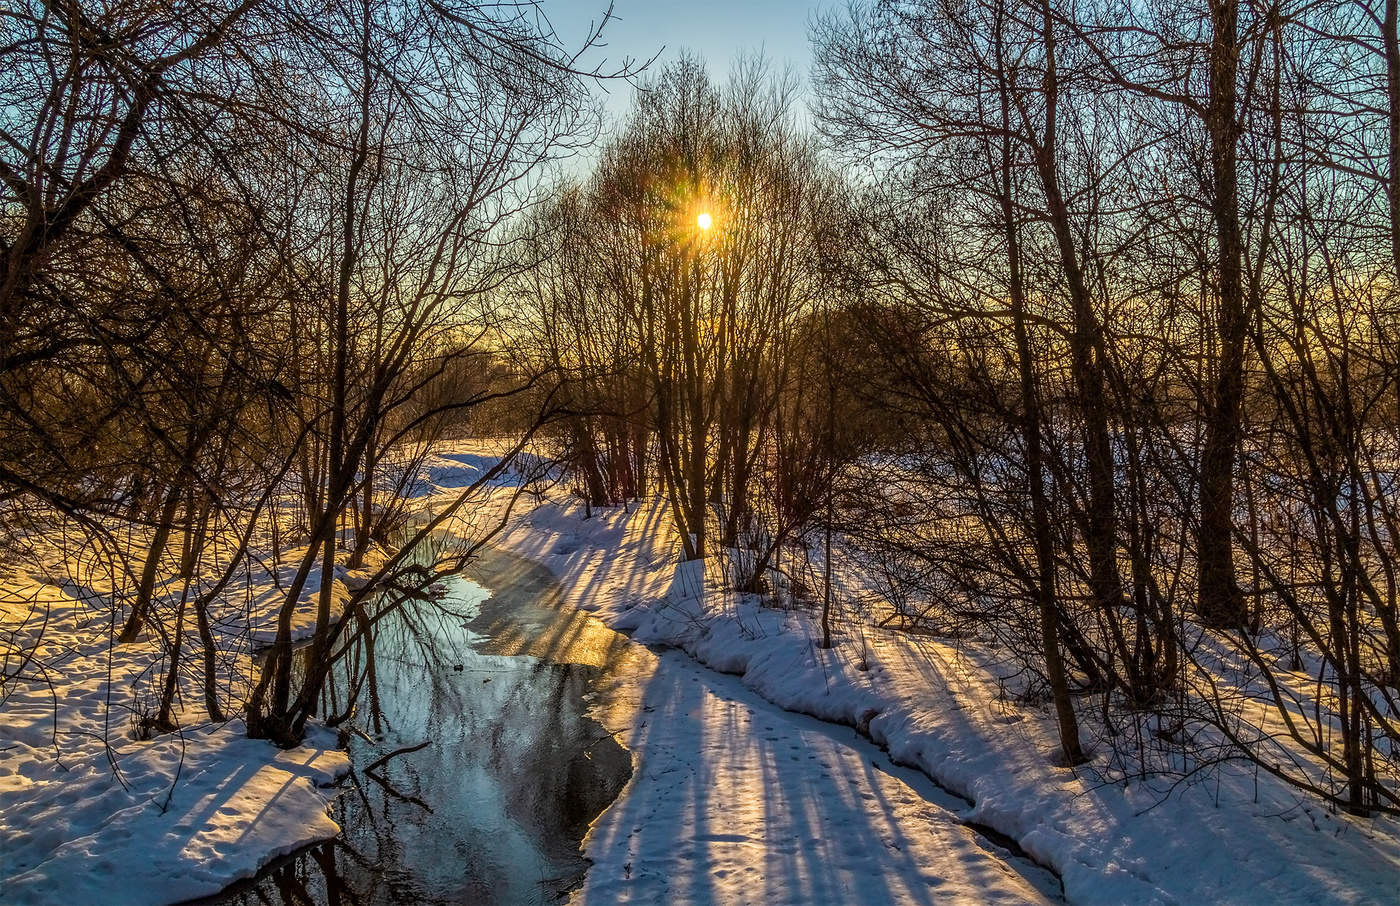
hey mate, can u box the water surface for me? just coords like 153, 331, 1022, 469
210, 550, 634, 905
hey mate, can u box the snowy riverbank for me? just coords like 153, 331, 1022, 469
465, 545, 1062, 906
0, 445, 531, 903
481, 476, 1400, 906
6, 442, 1400, 904
0, 577, 350, 905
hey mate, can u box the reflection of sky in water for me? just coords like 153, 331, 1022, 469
215, 572, 631, 906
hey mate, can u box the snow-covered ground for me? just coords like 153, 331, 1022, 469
576, 640, 1060, 905
477, 461, 1400, 906
0, 579, 349, 905
5, 441, 1400, 904
471, 545, 1059, 904
0, 445, 522, 904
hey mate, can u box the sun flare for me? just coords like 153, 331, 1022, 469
697, 212, 713, 230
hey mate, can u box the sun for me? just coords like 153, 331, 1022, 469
696, 212, 713, 231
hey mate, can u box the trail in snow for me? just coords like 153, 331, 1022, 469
466, 544, 1059, 905
471, 472, 1400, 906
579, 641, 1062, 905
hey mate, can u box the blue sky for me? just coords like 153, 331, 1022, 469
545, 0, 827, 126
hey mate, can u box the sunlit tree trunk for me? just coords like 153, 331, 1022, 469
1197, 0, 1249, 628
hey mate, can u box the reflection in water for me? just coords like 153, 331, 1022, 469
212, 562, 632, 906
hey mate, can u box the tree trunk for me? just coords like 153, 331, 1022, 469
1197, 0, 1249, 629
118, 485, 184, 643
1030, 1, 1125, 629
999, 19, 1084, 762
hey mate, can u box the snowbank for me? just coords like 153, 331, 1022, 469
0, 581, 349, 904
0, 439, 525, 903
481, 483, 1400, 906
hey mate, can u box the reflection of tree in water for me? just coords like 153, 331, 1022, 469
215, 579, 631, 906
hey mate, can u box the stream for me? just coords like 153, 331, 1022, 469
209, 550, 635, 905
207, 546, 1062, 905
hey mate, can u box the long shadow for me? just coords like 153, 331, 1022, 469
497, 497, 678, 640
201, 528, 1057, 906
485, 526, 1052, 904
579, 643, 970, 904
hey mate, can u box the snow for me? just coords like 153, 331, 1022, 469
4, 439, 1400, 904
576, 642, 1059, 904
0, 442, 536, 904
0, 580, 349, 905
472, 460, 1400, 906
0, 440, 541, 904
2, 722, 345, 906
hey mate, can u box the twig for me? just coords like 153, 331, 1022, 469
363, 739, 429, 774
